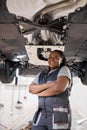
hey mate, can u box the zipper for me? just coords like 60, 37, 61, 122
44, 97, 47, 118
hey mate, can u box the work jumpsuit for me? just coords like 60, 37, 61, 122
32, 66, 72, 130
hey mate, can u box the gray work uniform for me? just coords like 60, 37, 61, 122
32, 66, 72, 130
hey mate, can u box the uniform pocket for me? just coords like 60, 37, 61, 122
52, 98, 70, 129
52, 107, 69, 129
53, 107, 68, 123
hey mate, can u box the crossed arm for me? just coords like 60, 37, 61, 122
29, 76, 70, 97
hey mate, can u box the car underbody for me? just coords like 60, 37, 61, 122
0, 0, 87, 85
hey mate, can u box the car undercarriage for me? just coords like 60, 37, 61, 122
0, 0, 87, 85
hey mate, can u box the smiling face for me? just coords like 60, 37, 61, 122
48, 51, 63, 70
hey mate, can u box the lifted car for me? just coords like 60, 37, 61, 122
0, 0, 87, 85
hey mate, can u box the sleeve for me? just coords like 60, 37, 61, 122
58, 66, 71, 80
32, 72, 41, 84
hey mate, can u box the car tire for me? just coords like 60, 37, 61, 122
0, 61, 15, 83
80, 61, 87, 85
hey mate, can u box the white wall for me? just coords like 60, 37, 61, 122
70, 77, 87, 117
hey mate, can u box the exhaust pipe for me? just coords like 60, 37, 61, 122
33, 0, 87, 22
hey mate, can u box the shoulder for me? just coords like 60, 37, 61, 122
33, 70, 47, 84
60, 66, 70, 72
58, 66, 71, 80
33, 72, 41, 84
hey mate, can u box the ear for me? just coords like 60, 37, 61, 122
60, 58, 63, 64
58, 58, 63, 65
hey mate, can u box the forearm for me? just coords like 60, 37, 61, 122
37, 76, 69, 97
29, 81, 55, 94
29, 76, 69, 95
37, 83, 62, 97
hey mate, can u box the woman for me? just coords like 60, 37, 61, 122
29, 50, 72, 130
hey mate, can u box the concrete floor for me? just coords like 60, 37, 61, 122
0, 76, 87, 130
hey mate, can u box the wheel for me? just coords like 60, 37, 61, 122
80, 61, 87, 85
0, 60, 15, 83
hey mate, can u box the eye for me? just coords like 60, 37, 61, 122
54, 57, 60, 60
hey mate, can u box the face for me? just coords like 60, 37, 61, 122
48, 51, 63, 70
